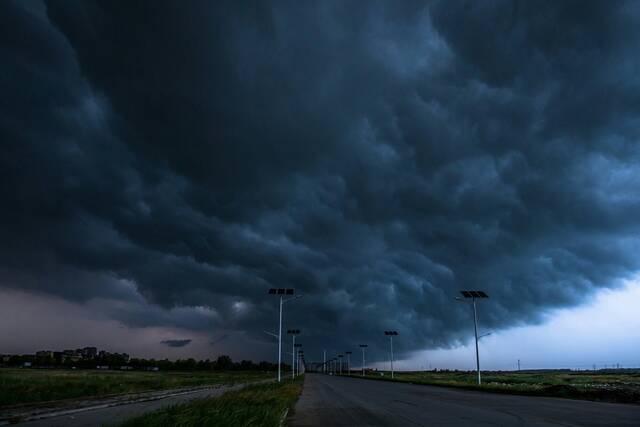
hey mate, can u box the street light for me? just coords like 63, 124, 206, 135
359, 344, 368, 376
298, 349, 304, 375
338, 354, 344, 375
458, 290, 489, 385
294, 343, 302, 376
287, 329, 300, 379
345, 351, 352, 375
268, 288, 302, 382
384, 331, 398, 379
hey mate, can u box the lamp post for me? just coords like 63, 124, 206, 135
294, 343, 302, 376
359, 344, 368, 376
298, 350, 304, 375
287, 329, 300, 379
268, 288, 302, 382
345, 351, 352, 375
458, 290, 489, 385
323, 350, 326, 374
384, 331, 398, 379
338, 354, 344, 375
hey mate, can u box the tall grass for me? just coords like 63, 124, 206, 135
114, 377, 303, 427
0, 369, 271, 407
349, 370, 640, 403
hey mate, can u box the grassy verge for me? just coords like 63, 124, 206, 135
338, 370, 640, 404
0, 369, 272, 407
114, 376, 304, 427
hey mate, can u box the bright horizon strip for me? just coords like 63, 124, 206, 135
375, 277, 640, 371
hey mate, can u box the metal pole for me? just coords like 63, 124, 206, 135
362, 347, 365, 376
390, 336, 394, 379
278, 296, 283, 382
473, 297, 481, 385
292, 335, 296, 380
323, 350, 326, 374
347, 354, 350, 375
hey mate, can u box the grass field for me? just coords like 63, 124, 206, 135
353, 370, 640, 404
114, 377, 303, 427
0, 369, 272, 407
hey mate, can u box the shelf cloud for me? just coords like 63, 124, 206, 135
2, 0, 640, 360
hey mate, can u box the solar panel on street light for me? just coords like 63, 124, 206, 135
384, 331, 398, 378
460, 290, 489, 298
268, 288, 298, 382
457, 290, 489, 385
359, 345, 368, 376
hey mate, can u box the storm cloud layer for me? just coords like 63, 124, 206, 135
2, 0, 640, 360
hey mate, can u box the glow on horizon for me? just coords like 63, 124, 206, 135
386, 278, 640, 371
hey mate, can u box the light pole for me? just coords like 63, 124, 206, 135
294, 344, 302, 376
384, 331, 398, 379
298, 350, 304, 375
323, 350, 326, 374
288, 329, 300, 379
346, 351, 352, 375
338, 354, 343, 375
359, 344, 368, 376
458, 290, 489, 385
268, 288, 302, 382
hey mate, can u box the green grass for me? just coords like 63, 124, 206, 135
113, 377, 303, 427
0, 369, 272, 407
348, 370, 640, 403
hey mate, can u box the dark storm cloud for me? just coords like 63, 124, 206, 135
2, 0, 640, 360
161, 339, 192, 348
210, 334, 230, 346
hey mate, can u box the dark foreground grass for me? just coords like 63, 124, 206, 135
346, 370, 640, 404
114, 377, 303, 427
0, 369, 272, 407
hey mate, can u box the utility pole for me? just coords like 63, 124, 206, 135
517, 359, 521, 371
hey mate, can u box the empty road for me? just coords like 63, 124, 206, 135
288, 374, 640, 426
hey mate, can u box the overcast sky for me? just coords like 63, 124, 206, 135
1, 0, 640, 367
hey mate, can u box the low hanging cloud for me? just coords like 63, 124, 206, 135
2, 0, 640, 361
161, 339, 193, 348
210, 334, 230, 346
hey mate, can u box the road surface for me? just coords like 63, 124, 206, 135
7, 383, 252, 427
288, 373, 640, 426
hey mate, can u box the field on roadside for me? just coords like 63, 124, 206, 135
0, 369, 272, 407
114, 377, 303, 427
358, 370, 640, 404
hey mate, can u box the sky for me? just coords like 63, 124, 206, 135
1, 0, 640, 368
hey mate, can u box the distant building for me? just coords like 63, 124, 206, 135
82, 347, 98, 358
36, 351, 53, 358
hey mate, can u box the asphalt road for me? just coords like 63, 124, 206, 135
9, 383, 249, 427
288, 374, 640, 426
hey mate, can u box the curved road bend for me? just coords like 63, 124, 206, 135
288, 373, 640, 426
